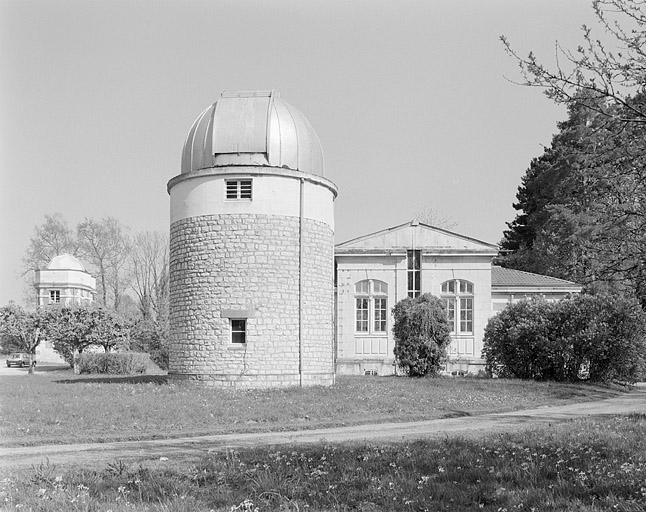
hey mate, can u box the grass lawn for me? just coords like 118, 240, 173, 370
1, 414, 644, 511
0, 367, 623, 447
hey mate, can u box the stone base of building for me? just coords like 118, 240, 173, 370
336, 358, 396, 376
168, 371, 335, 388
336, 357, 486, 377
442, 358, 486, 376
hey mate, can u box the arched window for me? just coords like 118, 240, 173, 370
441, 279, 473, 334
355, 279, 388, 334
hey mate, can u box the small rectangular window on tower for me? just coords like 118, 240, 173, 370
230, 319, 247, 344
49, 290, 60, 304
225, 179, 253, 200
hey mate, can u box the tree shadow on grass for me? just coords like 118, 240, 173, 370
55, 374, 168, 385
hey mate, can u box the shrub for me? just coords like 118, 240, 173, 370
482, 299, 562, 380
483, 294, 646, 383
392, 294, 452, 377
129, 320, 169, 370
558, 295, 646, 382
76, 352, 148, 375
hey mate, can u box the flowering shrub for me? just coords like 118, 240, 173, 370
45, 306, 131, 366
76, 352, 148, 375
392, 294, 451, 376
483, 294, 646, 382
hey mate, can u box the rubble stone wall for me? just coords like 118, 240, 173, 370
168, 213, 334, 387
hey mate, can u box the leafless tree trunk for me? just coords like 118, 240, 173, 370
130, 231, 169, 323
77, 217, 132, 311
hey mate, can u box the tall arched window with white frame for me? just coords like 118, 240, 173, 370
355, 279, 388, 334
441, 279, 474, 334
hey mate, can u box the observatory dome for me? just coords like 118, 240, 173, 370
181, 90, 324, 176
47, 254, 86, 271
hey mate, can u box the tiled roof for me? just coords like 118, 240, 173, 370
492, 266, 581, 290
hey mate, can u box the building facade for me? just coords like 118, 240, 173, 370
334, 221, 581, 376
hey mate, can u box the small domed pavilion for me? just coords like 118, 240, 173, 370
34, 254, 95, 306
33, 254, 96, 362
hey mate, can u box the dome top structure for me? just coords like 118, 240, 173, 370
47, 254, 86, 271
181, 90, 325, 177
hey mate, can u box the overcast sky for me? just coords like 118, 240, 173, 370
0, 0, 599, 306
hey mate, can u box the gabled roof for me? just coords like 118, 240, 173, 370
492, 266, 581, 291
335, 220, 498, 256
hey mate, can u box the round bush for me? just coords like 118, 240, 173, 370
483, 294, 646, 383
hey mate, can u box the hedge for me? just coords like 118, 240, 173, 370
75, 352, 149, 375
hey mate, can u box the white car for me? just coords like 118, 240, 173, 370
5, 353, 35, 368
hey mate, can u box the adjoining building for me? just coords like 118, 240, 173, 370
490, 265, 582, 313
33, 254, 96, 362
334, 220, 582, 376
167, 90, 337, 387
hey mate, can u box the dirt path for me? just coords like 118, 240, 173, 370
2, 384, 645, 474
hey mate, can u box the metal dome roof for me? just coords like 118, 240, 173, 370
181, 90, 325, 176
47, 254, 86, 271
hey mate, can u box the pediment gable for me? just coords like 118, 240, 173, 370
335, 221, 498, 255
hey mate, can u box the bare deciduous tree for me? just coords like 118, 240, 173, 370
501, 0, 646, 123
21, 213, 80, 305
23, 213, 78, 273
414, 207, 458, 230
130, 231, 169, 323
77, 217, 131, 312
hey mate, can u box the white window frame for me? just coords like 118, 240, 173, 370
356, 297, 369, 332
49, 290, 60, 304
441, 279, 474, 334
225, 179, 252, 200
354, 279, 388, 335
373, 296, 387, 333
230, 319, 247, 344
407, 250, 421, 298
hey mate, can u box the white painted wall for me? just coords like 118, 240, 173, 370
336, 253, 494, 375
169, 167, 336, 228
35, 269, 96, 306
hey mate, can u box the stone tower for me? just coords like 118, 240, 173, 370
167, 90, 337, 387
